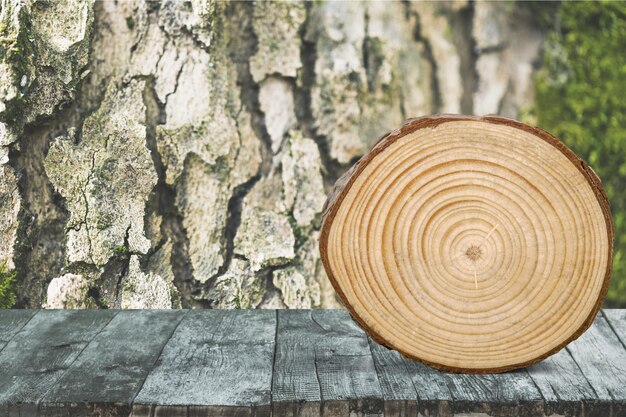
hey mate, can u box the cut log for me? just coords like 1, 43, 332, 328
319, 115, 614, 374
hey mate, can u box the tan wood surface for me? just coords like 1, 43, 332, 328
320, 115, 613, 373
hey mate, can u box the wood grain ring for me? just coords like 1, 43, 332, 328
319, 115, 614, 373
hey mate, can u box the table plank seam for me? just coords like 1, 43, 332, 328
269, 310, 279, 414
565, 346, 600, 401
523, 368, 547, 404
310, 310, 328, 333
129, 309, 190, 409
36, 310, 120, 406
313, 350, 324, 403
311, 314, 324, 417
602, 310, 626, 352
366, 336, 421, 403
0, 310, 37, 356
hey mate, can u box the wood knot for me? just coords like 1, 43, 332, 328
465, 244, 482, 262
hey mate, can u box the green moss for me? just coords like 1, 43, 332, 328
123, 282, 136, 293
0, 262, 17, 309
125, 16, 135, 30
533, 1, 626, 306
113, 245, 129, 256
98, 296, 109, 309
232, 293, 242, 309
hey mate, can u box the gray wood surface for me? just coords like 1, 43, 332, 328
0, 309, 624, 417
368, 339, 419, 417
0, 310, 117, 415
41, 310, 186, 416
604, 309, 626, 345
565, 313, 626, 416
0, 309, 35, 350
370, 336, 543, 416
272, 310, 383, 417
132, 309, 276, 417
527, 347, 604, 417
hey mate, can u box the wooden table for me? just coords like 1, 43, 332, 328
0, 309, 625, 417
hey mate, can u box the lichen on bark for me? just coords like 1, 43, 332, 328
307, 1, 434, 164
45, 79, 156, 266
0, 0, 94, 308
120, 255, 172, 309
0, 0, 93, 142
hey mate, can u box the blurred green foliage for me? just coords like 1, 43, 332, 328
0, 262, 16, 309
534, 2, 626, 306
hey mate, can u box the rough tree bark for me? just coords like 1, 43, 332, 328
0, 1, 544, 309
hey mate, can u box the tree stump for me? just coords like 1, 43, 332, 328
320, 115, 613, 373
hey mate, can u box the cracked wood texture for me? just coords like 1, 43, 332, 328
320, 115, 613, 373
0, 310, 625, 417
0, 1, 546, 310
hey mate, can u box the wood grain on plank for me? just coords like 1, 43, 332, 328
374, 342, 542, 417
566, 314, 626, 415
444, 369, 543, 416
0, 310, 117, 412
527, 347, 603, 416
367, 338, 418, 417
132, 310, 276, 417
272, 309, 383, 417
40, 310, 186, 416
604, 309, 626, 346
0, 309, 624, 417
0, 310, 36, 350
370, 342, 455, 416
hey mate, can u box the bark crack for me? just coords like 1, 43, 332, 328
293, 2, 345, 189
451, 2, 478, 115
226, 2, 273, 175
113, 225, 132, 303
410, 8, 442, 113
140, 73, 196, 307
8, 107, 82, 307
201, 1, 276, 291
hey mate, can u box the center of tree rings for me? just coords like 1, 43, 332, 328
465, 244, 483, 262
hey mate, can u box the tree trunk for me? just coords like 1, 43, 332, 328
0, 1, 544, 309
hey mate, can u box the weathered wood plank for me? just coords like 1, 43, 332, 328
40, 310, 186, 416
402, 357, 453, 416
445, 369, 543, 416
527, 347, 604, 417
271, 310, 321, 417
604, 309, 626, 345
602, 309, 626, 416
566, 313, 626, 415
0, 309, 36, 350
132, 309, 276, 417
370, 335, 543, 416
367, 339, 418, 417
0, 310, 117, 414
0, 308, 623, 416
400, 353, 543, 416
272, 309, 383, 417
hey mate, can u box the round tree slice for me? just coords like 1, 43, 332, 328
319, 115, 613, 373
